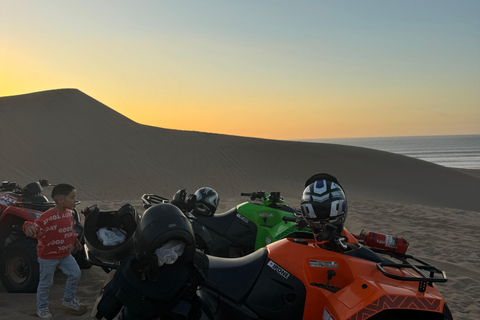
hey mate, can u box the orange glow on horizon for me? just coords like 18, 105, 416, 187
1, 0, 479, 141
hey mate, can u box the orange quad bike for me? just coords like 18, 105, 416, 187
194, 219, 453, 320
93, 217, 453, 320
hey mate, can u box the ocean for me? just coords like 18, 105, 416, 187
301, 135, 480, 169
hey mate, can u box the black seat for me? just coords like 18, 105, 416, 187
192, 207, 238, 235
21, 195, 55, 211
205, 248, 267, 303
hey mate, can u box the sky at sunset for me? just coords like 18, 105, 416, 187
1, 1, 479, 140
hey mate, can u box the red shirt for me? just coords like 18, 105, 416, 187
23, 208, 78, 259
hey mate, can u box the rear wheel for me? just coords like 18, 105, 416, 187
0, 238, 39, 293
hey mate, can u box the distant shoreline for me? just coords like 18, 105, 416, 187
295, 134, 480, 170
298, 133, 479, 140
456, 168, 480, 178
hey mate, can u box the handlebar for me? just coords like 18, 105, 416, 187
38, 179, 50, 187
315, 223, 343, 242
282, 216, 296, 222
281, 214, 310, 231
0, 179, 51, 192
241, 191, 285, 206
281, 218, 346, 249
0, 181, 21, 192
241, 191, 266, 200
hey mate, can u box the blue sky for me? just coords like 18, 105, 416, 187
1, 0, 479, 139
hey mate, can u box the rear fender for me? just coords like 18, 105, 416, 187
0, 206, 39, 224
0, 207, 39, 251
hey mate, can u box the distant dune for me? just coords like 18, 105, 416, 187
1, 89, 479, 212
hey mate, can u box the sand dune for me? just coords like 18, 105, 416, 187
1, 89, 479, 319
1, 89, 479, 211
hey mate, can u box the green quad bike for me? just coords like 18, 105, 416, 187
142, 190, 312, 257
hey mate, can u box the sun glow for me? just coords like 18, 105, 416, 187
1, 1, 479, 140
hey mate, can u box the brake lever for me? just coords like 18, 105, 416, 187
336, 237, 348, 250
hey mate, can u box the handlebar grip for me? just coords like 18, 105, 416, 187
282, 216, 296, 222
240, 193, 251, 197
316, 229, 333, 242
316, 233, 326, 242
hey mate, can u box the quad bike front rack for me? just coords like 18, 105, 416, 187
141, 194, 169, 209
372, 248, 448, 293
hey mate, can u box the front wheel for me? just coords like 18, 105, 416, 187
0, 238, 39, 293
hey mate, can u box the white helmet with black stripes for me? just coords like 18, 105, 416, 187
300, 174, 348, 233
193, 187, 219, 216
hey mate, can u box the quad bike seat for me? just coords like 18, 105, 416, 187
21, 195, 55, 211
204, 248, 268, 303
84, 204, 138, 263
192, 207, 239, 235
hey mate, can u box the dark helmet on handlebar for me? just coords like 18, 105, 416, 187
193, 187, 219, 216
300, 175, 347, 233
171, 189, 196, 212
133, 203, 195, 266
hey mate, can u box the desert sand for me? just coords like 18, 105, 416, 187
0, 89, 479, 319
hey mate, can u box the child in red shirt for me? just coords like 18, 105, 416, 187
23, 183, 86, 318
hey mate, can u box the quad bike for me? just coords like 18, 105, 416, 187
91, 208, 453, 320
193, 221, 453, 320
141, 190, 313, 257
0, 179, 90, 293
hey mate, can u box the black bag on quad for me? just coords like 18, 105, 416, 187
83, 203, 138, 268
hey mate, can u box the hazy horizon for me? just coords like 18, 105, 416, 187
296, 133, 480, 141
2, 88, 480, 141
1, 1, 479, 140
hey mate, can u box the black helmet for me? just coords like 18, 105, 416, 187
193, 187, 219, 216
84, 203, 138, 263
134, 204, 195, 266
23, 182, 43, 197
300, 176, 347, 233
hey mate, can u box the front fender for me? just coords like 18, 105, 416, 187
191, 221, 214, 253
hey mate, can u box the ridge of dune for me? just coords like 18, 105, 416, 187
1, 89, 479, 212
0, 88, 138, 128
